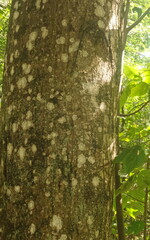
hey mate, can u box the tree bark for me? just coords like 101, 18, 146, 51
0, 0, 125, 239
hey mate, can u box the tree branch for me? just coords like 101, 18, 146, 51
118, 100, 150, 117
127, 7, 150, 33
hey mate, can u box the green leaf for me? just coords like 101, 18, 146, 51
127, 221, 145, 235
115, 175, 135, 196
114, 146, 146, 174
120, 85, 131, 107
137, 170, 150, 188
124, 65, 139, 79
130, 82, 149, 97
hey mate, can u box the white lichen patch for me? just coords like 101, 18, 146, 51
10, 66, 15, 76
21, 120, 33, 130
92, 176, 100, 187
14, 49, 19, 58
28, 75, 34, 82
26, 111, 32, 119
69, 40, 80, 53
61, 19, 67, 27
28, 200, 35, 211
59, 234, 67, 240
71, 178, 78, 188
13, 11, 19, 20
14, 1, 19, 10
98, 20, 105, 28
14, 39, 17, 46
58, 117, 66, 124
41, 27, 48, 39
87, 215, 94, 225
77, 154, 86, 168
81, 50, 88, 57
10, 53, 14, 63
99, 102, 106, 112
88, 156, 95, 164
12, 122, 18, 133
94, 5, 105, 17
56, 37, 66, 45
78, 143, 85, 151
35, 0, 41, 9
17, 77, 27, 89
48, 66, 52, 73
22, 63, 31, 75
7, 105, 13, 115
7, 143, 13, 157
45, 192, 50, 197
47, 102, 55, 111
71, 116, 77, 122
51, 215, 62, 232
15, 25, 20, 32
29, 223, 36, 235
61, 53, 68, 63
14, 185, 21, 192
26, 32, 38, 51
31, 144, 37, 153
18, 146, 26, 161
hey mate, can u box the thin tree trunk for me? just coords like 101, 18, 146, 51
0, 0, 126, 239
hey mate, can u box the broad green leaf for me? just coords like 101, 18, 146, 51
124, 65, 139, 79
127, 221, 145, 235
137, 170, 150, 188
114, 146, 146, 174
126, 208, 138, 219
120, 85, 131, 107
130, 82, 149, 97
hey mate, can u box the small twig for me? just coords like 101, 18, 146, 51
118, 100, 150, 117
127, 7, 150, 33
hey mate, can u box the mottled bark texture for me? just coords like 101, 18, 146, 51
0, 0, 125, 239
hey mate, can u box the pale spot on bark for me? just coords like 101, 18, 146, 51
15, 25, 20, 32
26, 111, 32, 119
78, 143, 85, 151
77, 154, 86, 168
99, 102, 106, 112
10, 66, 15, 76
72, 178, 78, 188
98, 127, 102, 132
29, 223, 36, 235
69, 40, 80, 53
41, 27, 48, 39
88, 156, 95, 164
28, 75, 34, 82
12, 122, 18, 133
47, 102, 55, 111
98, 20, 105, 28
17, 77, 27, 89
6, 189, 11, 196
61, 53, 68, 63
14, 39, 17, 46
95, 230, 99, 238
45, 192, 50, 197
43, 0, 48, 3
14, 185, 21, 192
92, 176, 100, 187
14, 49, 19, 58
22, 120, 33, 130
59, 234, 67, 240
27, 96, 31, 101
28, 200, 35, 211
58, 117, 66, 124
51, 215, 62, 232
81, 50, 88, 57
72, 115, 77, 121
7, 143, 13, 157
10, 84, 15, 92
29, 32, 38, 41
61, 19, 67, 27
66, 95, 72, 102
14, 1, 19, 10
31, 144, 37, 153
87, 215, 94, 225
94, 5, 105, 17
48, 66, 52, 72
56, 37, 66, 44
35, 0, 41, 9
18, 146, 26, 161
13, 11, 19, 20
10, 53, 14, 63
22, 63, 31, 74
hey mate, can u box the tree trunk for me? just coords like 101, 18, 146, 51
0, 0, 126, 239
